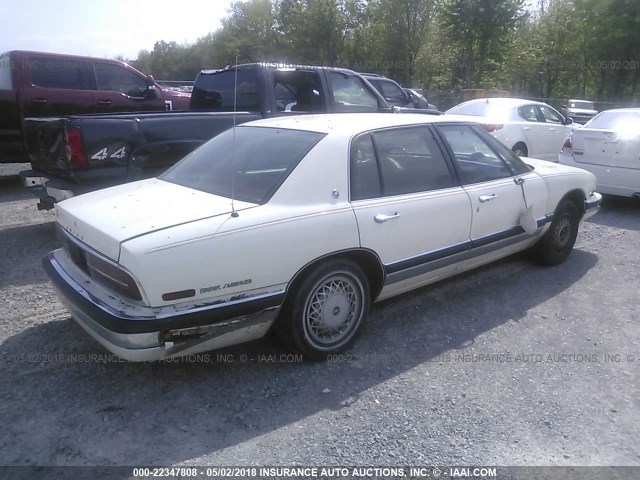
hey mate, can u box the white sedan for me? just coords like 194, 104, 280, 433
558, 108, 640, 198
446, 98, 577, 161
45, 113, 601, 361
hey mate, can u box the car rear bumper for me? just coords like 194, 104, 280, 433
44, 250, 282, 361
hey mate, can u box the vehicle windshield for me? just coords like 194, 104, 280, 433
584, 111, 640, 134
446, 101, 511, 121
161, 126, 326, 204
569, 101, 594, 109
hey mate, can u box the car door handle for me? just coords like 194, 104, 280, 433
549, 128, 556, 131
374, 212, 400, 223
96, 100, 112, 106
479, 194, 498, 203
31, 98, 48, 104
523, 126, 531, 130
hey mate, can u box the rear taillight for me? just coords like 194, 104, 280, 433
64, 126, 87, 170
482, 124, 504, 133
562, 136, 572, 155
85, 252, 142, 301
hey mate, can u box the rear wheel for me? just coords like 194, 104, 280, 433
512, 143, 528, 157
277, 259, 370, 360
533, 199, 580, 266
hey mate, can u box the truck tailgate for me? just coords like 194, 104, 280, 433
23, 117, 72, 177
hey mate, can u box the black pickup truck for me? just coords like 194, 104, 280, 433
21, 63, 438, 210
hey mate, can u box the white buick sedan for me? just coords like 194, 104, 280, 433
558, 108, 640, 198
45, 114, 601, 361
446, 98, 577, 161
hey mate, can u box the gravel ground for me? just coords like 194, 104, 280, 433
0, 166, 639, 475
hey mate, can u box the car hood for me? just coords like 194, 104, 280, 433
55, 178, 256, 261
523, 157, 591, 177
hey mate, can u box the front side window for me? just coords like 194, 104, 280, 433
437, 124, 515, 184
94, 63, 147, 96
29, 56, 89, 90
539, 105, 564, 124
379, 80, 406, 102
330, 72, 379, 112
518, 105, 539, 122
350, 126, 455, 200
161, 126, 325, 204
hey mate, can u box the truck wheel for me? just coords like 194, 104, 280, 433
533, 199, 579, 266
278, 260, 370, 360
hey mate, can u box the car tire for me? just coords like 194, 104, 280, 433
277, 259, 370, 360
512, 143, 528, 157
533, 199, 580, 266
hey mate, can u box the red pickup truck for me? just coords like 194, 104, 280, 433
0, 50, 190, 163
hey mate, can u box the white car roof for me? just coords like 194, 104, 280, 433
240, 113, 474, 136
450, 97, 551, 109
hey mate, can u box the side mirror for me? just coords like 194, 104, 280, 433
564, 117, 574, 125
146, 74, 156, 86
145, 85, 160, 100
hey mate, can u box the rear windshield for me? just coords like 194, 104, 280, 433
190, 69, 260, 111
161, 126, 326, 204
584, 110, 640, 129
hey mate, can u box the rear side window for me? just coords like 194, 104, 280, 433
350, 126, 456, 200
28, 56, 90, 90
191, 69, 260, 111
161, 126, 325, 204
94, 63, 147, 96
273, 70, 325, 112
0, 54, 12, 90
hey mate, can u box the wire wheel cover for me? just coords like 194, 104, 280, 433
305, 273, 362, 345
553, 214, 572, 249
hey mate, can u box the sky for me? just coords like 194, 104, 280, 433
0, 0, 238, 60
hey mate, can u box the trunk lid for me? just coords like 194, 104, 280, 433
570, 128, 617, 166
55, 178, 256, 261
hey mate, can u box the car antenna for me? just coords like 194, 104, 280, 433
230, 56, 239, 218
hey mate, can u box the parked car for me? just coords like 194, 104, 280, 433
361, 73, 437, 110
44, 113, 601, 361
562, 99, 598, 124
558, 108, 640, 198
445, 98, 577, 161
0, 50, 191, 164
20, 63, 431, 210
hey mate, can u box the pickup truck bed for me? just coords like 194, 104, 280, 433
23, 111, 259, 208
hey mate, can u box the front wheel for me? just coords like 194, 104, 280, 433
533, 199, 580, 266
277, 260, 370, 360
